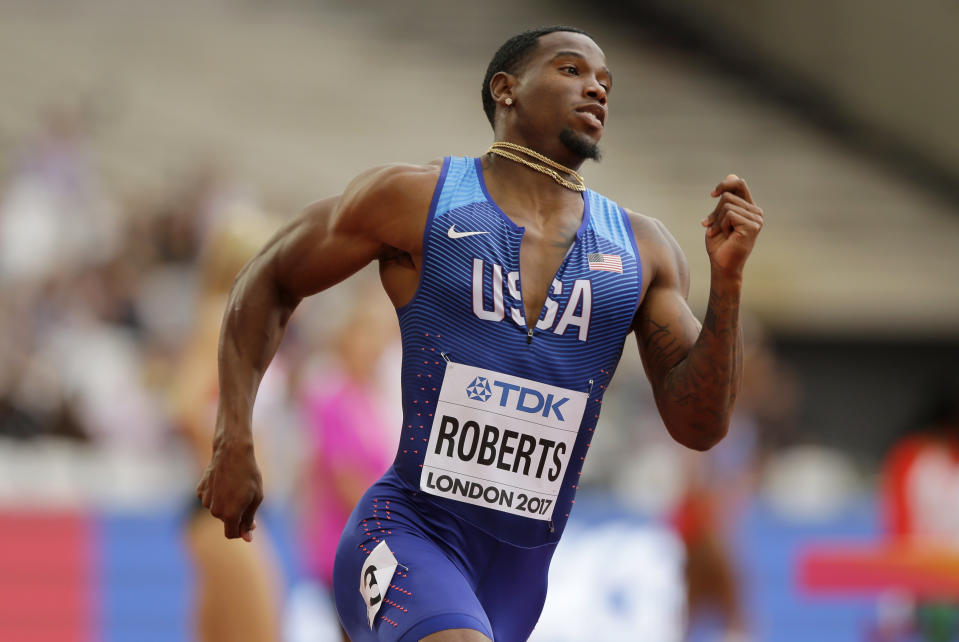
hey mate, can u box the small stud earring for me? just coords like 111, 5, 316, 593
504, 97, 513, 106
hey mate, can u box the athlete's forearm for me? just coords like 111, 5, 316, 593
213, 256, 298, 449
660, 270, 743, 450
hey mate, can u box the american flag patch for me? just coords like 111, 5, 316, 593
587, 252, 623, 273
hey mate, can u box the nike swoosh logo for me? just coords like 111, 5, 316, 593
448, 225, 489, 239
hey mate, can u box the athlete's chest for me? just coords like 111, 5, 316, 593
515, 226, 579, 327
429, 204, 632, 344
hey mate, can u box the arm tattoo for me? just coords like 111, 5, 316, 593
643, 318, 687, 381
642, 285, 743, 444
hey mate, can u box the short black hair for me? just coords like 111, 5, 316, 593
481, 25, 592, 128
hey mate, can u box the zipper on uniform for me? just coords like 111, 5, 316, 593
527, 327, 534, 344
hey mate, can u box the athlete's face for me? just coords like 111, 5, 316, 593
511, 32, 611, 159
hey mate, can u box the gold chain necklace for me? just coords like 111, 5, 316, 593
486, 141, 586, 192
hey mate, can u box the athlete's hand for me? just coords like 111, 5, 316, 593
701, 174, 764, 279
196, 436, 263, 542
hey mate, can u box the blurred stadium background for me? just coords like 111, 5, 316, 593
1, 0, 957, 640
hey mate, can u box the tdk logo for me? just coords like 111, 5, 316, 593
465, 380, 568, 421
465, 377, 493, 402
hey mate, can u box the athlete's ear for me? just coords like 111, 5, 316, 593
489, 71, 515, 106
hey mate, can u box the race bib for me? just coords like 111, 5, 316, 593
421, 362, 587, 521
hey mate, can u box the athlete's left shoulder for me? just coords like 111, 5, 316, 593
619, 206, 691, 299
620, 207, 667, 244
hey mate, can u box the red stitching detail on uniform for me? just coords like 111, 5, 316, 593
384, 598, 408, 612
390, 584, 412, 595
381, 615, 399, 627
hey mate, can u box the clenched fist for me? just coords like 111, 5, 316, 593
702, 174, 764, 279
196, 437, 262, 542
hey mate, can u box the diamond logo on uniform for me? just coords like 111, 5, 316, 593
465, 376, 492, 402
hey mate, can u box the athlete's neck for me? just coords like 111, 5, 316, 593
481, 155, 584, 232
485, 135, 587, 201
483, 153, 582, 208
493, 134, 587, 173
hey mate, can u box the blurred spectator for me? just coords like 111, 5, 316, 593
169, 212, 287, 642
883, 382, 959, 544
0, 105, 149, 447
877, 381, 959, 642
671, 317, 800, 642
296, 288, 401, 639
0, 104, 117, 286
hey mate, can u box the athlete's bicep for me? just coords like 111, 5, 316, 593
266, 162, 439, 300
632, 218, 701, 393
634, 284, 701, 392
268, 195, 385, 300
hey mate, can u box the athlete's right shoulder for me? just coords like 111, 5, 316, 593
325, 159, 444, 258
341, 159, 445, 210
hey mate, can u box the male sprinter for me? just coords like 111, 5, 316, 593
197, 26, 764, 641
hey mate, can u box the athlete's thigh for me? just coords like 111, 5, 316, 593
333, 498, 494, 641
476, 541, 557, 641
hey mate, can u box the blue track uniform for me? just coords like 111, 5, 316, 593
334, 156, 643, 640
